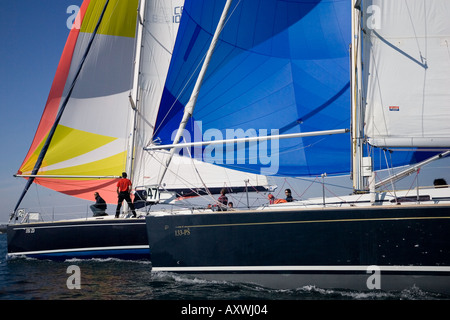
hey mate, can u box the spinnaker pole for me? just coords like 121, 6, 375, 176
156, 0, 234, 189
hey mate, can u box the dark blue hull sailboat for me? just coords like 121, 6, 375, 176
146, 202, 450, 293
143, 0, 450, 294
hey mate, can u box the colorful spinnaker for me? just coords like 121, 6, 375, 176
17, 0, 140, 204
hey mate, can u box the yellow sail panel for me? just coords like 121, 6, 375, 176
20, 125, 119, 174
80, 0, 139, 38
39, 151, 127, 179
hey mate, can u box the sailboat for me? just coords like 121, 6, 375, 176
7, 0, 155, 260
7, 0, 270, 260
144, 0, 450, 294
4, 1, 150, 259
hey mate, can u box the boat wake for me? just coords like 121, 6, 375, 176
152, 271, 450, 300
64, 257, 152, 265
3, 249, 449, 300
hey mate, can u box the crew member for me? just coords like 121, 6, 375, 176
116, 172, 137, 218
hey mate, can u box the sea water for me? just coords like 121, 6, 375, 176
1, 233, 448, 301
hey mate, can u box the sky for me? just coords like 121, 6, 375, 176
1, 1, 450, 224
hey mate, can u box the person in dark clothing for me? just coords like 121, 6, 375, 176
434, 178, 448, 188
90, 192, 108, 217
285, 189, 293, 202
116, 172, 137, 218
217, 188, 228, 211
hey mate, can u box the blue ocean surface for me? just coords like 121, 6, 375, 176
0, 233, 449, 301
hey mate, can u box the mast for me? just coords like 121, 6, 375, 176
127, 0, 147, 182
156, 0, 234, 188
351, 0, 365, 192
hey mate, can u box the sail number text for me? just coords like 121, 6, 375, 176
175, 228, 191, 237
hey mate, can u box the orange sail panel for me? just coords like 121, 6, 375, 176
34, 178, 119, 204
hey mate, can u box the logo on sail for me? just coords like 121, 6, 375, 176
173, 6, 183, 23
389, 106, 400, 111
172, 121, 280, 176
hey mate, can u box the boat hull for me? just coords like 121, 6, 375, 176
7, 218, 149, 261
146, 205, 450, 293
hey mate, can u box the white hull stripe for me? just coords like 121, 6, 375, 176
8, 245, 149, 256
152, 265, 450, 273
12, 221, 145, 231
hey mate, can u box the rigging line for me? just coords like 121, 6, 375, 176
157, 0, 235, 189
287, 174, 355, 193
150, 13, 204, 137
406, 0, 429, 136
383, 148, 398, 201
159, 184, 197, 209
128, 1, 148, 181
143, 22, 174, 56
404, 0, 427, 65
274, 178, 288, 199
33, 182, 43, 215
12, 0, 111, 216
221, 184, 256, 210
146, 150, 220, 203
135, 107, 155, 136
298, 176, 320, 199
141, 30, 174, 124
246, 182, 271, 208
404, 169, 420, 198
152, 0, 242, 138
226, 192, 245, 209
371, 30, 427, 69
152, 48, 205, 137
282, 178, 303, 201
367, 37, 389, 139
323, 181, 367, 204
180, 134, 217, 204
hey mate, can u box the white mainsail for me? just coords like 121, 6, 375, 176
363, 0, 450, 148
